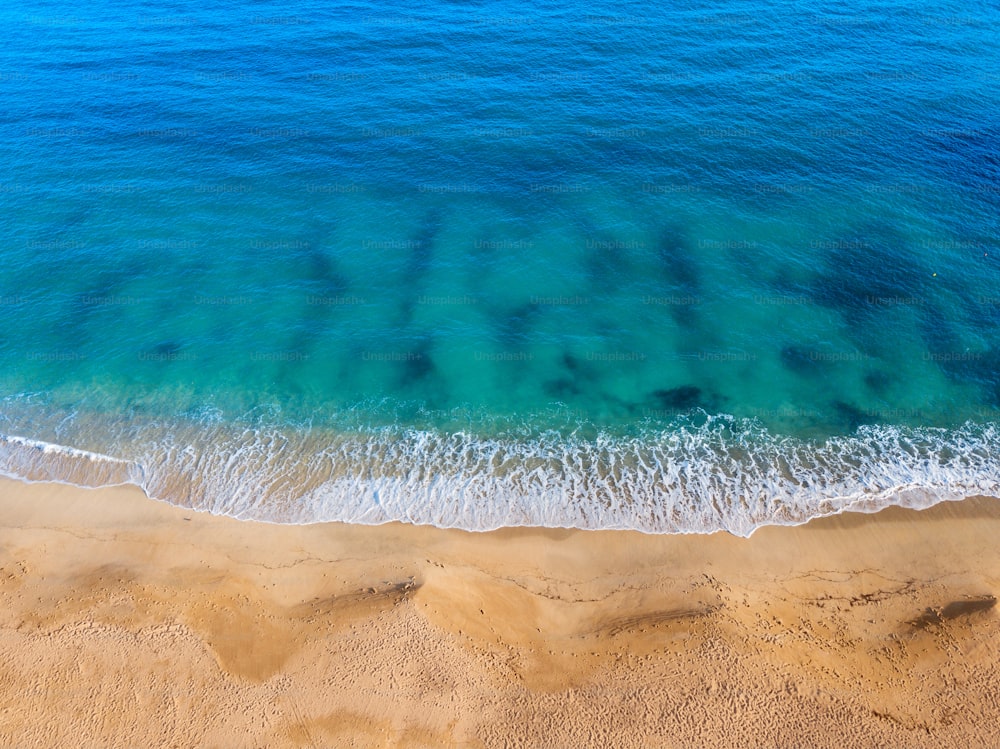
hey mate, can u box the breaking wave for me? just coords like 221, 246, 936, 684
2, 409, 999, 536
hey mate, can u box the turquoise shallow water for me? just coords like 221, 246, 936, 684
0, 0, 998, 533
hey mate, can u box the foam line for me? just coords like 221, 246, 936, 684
1, 417, 998, 536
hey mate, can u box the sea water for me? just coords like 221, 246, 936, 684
1, 0, 998, 534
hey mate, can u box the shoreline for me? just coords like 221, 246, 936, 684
5, 416, 1000, 535
1, 478, 999, 746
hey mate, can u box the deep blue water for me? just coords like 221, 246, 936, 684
0, 0, 998, 533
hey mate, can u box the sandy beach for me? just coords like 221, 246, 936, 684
0, 478, 998, 747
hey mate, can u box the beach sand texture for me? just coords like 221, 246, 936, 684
1, 478, 999, 747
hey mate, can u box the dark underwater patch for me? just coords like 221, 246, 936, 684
496, 303, 540, 348
304, 248, 349, 293
809, 223, 932, 360
658, 226, 700, 296
561, 351, 583, 373
916, 304, 1000, 404
651, 385, 703, 410
577, 216, 626, 287
401, 349, 435, 383
541, 351, 597, 400
917, 302, 959, 357
543, 377, 580, 399
632, 385, 725, 420
863, 369, 892, 395
937, 348, 1000, 406
832, 400, 877, 432
811, 223, 925, 316
391, 337, 440, 391
397, 208, 443, 326
152, 341, 181, 356
409, 208, 441, 278
780, 344, 827, 376
656, 226, 701, 329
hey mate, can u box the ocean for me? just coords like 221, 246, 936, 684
1, 0, 998, 534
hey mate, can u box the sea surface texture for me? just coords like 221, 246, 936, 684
1, 0, 998, 534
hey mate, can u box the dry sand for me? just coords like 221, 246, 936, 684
0, 477, 998, 748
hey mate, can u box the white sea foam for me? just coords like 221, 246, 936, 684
0, 433, 137, 487
1, 416, 998, 536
